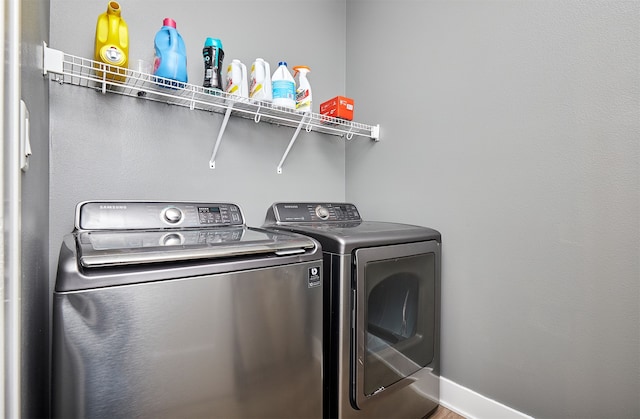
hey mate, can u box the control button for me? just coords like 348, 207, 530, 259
315, 206, 330, 220
163, 207, 183, 224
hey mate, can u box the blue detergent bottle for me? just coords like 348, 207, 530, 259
153, 18, 188, 86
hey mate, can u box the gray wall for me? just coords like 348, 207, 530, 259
346, 1, 639, 418
21, 0, 50, 417
49, 0, 348, 280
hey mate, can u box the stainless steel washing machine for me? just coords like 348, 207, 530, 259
264, 202, 441, 419
52, 201, 323, 419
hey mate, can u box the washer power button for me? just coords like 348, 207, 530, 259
163, 207, 183, 224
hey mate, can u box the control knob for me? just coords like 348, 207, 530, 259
163, 207, 183, 224
315, 205, 330, 220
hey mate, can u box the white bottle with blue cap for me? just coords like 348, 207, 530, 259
271, 61, 296, 109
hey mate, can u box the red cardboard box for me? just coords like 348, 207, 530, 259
320, 96, 354, 121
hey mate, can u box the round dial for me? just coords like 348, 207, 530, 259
163, 207, 183, 224
315, 206, 330, 220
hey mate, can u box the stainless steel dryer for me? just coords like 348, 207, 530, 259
264, 202, 441, 419
52, 201, 323, 419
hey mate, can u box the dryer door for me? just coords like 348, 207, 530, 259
351, 240, 439, 409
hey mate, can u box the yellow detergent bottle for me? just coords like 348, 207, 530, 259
94, 1, 129, 82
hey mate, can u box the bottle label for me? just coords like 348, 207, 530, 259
250, 83, 263, 98
227, 78, 238, 94
203, 47, 213, 87
153, 56, 161, 73
296, 100, 311, 110
203, 46, 223, 89
273, 80, 295, 101
296, 88, 309, 102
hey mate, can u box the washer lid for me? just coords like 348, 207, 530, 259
76, 226, 316, 268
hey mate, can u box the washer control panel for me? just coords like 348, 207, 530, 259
272, 203, 361, 223
77, 202, 244, 230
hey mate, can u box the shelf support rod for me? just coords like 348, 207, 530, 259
209, 103, 234, 169
277, 112, 309, 174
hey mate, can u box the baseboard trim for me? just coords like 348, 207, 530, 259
440, 377, 534, 419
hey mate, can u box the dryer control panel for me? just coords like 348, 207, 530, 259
77, 201, 244, 230
271, 203, 361, 223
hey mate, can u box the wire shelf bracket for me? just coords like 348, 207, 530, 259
277, 112, 311, 174
209, 103, 234, 169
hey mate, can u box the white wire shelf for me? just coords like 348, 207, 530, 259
43, 44, 380, 173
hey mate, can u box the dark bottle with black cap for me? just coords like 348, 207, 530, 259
203, 37, 224, 90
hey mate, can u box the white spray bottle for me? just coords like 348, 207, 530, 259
293, 66, 312, 113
